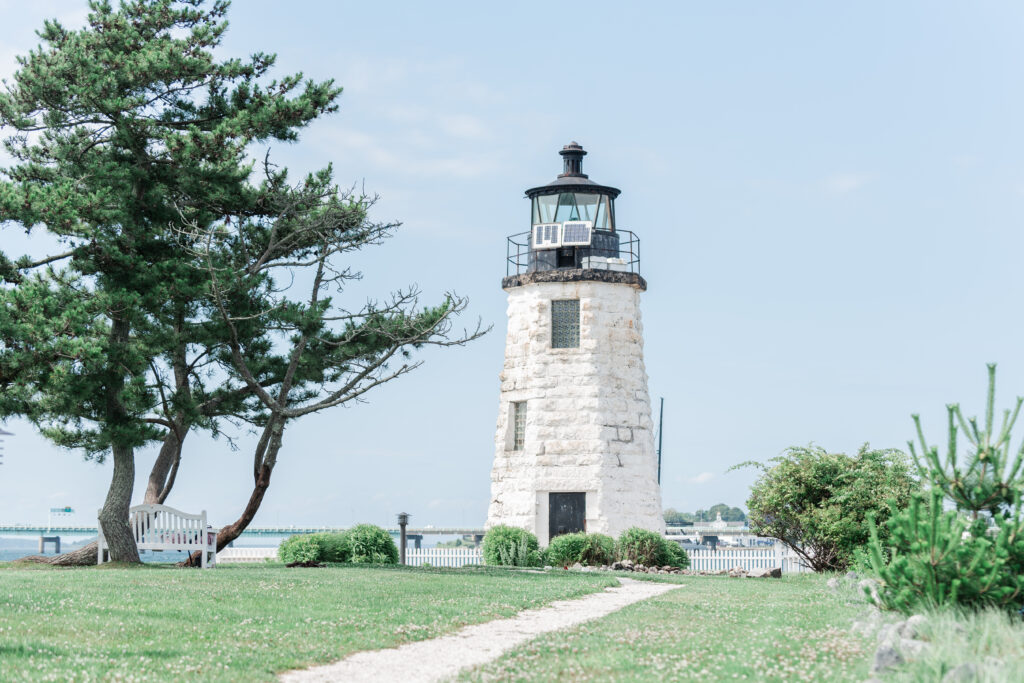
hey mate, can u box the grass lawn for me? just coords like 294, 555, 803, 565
460, 573, 877, 682
0, 562, 617, 682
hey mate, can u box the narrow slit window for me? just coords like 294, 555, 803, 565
513, 401, 527, 450
551, 299, 580, 348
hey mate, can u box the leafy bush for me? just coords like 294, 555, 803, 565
482, 525, 541, 567
663, 540, 691, 569
738, 445, 918, 572
616, 527, 687, 567
312, 532, 351, 563
347, 524, 399, 564
279, 535, 322, 564
546, 532, 615, 567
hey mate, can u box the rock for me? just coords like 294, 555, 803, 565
942, 663, 977, 682
571, 562, 584, 571
661, 565, 673, 572
827, 577, 841, 590
899, 638, 928, 657
899, 614, 927, 639
581, 566, 594, 572
543, 565, 553, 570
728, 566, 748, 578
611, 561, 624, 571
858, 578, 881, 604
983, 656, 1004, 671
877, 623, 901, 646
850, 620, 874, 637
622, 560, 634, 570
871, 644, 904, 674
635, 564, 645, 572
845, 570, 859, 580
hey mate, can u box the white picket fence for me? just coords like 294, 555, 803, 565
684, 546, 811, 574
216, 547, 277, 563
403, 547, 483, 568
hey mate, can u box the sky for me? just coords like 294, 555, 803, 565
1, 1, 1023, 530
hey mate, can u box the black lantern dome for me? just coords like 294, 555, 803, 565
523, 142, 622, 272
525, 142, 620, 231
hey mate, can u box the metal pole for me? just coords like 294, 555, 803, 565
397, 512, 409, 565
656, 397, 664, 484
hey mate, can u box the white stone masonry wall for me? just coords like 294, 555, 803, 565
486, 279, 664, 546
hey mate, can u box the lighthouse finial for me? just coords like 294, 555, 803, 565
558, 142, 588, 178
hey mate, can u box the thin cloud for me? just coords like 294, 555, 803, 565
684, 472, 715, 484
823, 173, 872, 195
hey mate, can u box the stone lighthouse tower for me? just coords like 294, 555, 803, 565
486, 142, 664, 546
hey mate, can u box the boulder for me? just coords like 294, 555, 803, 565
899, 614, 927, 640
858, 578, 881, 604
942, 663, 977, 683
845, 570, 859, 581
899, 638, 928, 657
871, 644, 904, 674
571, 562, 584, 571
728, 566, 748, 578
827, 577, 841, 590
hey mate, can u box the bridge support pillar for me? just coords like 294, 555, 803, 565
39, 536, 60, 554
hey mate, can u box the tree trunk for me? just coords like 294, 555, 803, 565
144, 423, 187, 504
182, 418, 284, 566
20, 423, 186, 567
98, 443, 141, 563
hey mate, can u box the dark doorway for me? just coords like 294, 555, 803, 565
549, 492, 586, 540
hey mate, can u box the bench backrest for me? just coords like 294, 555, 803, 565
128, 504, 207, 546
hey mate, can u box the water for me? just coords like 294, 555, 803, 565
0, 547, 194, 563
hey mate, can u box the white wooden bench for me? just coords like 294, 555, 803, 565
97, 504, 218, 569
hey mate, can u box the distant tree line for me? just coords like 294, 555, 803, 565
663, 504, 746, 525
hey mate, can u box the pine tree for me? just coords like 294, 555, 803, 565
0, 0, 339, 562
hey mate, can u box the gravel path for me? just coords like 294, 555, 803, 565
278, 578, 681, 683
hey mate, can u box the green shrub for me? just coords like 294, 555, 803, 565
616, 527, 666, 565
546, 533, 615, 567
738, 445, 918, 573
279, 534, 322, 564
482, 525, 541, 567
869, 491, 1024, 613
347, 524, 399, 564
867, 365, 1024, 614
279, 534, 313, 563
615, 527, 688, 568
312, 532, 351, 563
663, 539, 691, 569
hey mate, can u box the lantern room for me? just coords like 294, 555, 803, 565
511, 142, 638, 275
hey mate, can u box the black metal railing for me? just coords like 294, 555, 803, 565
506, 229, 641, 277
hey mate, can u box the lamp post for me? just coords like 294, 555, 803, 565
0, 428, 11, 466
397, 512, 410, 565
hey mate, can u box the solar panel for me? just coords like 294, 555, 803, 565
532, 223, 562, 250
561, 221, 593, 246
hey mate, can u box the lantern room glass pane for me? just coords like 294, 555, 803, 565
534, 195, 559, 224
554, 193, 579, 222
551, 299, 580, 348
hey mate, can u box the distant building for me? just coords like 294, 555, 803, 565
486, 143, 663, 545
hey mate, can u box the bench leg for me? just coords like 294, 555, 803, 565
201, 547, 207, 569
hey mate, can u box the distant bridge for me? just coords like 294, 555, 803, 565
0, 525, 485, 538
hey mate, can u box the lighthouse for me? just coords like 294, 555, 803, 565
486, 142, 664, 546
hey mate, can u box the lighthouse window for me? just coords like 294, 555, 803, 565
512, 401, 527, 450
551, 299, 580, 348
